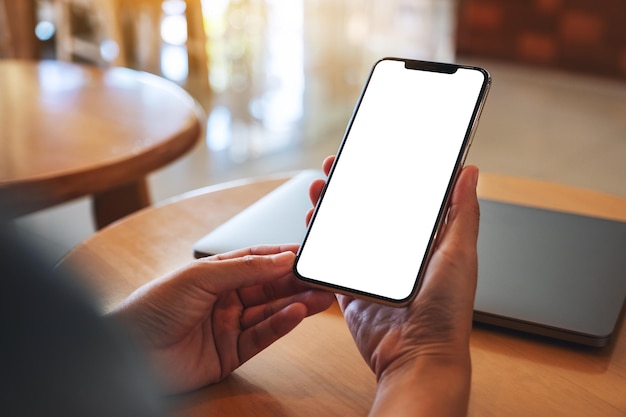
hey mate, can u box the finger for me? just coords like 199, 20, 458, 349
305, 156, 335, 225
306, 178, 327, 226
238, 303, 309, 365
309, 155, 336, 207
240, 289, 334, 329
237, 272, 310, 307
322, 155, 335, 175
308, 178, 326, 206
305, 208, 314, 226
191, 251, 298, 293
336, 293, 355, 314
208, 244, 299, 261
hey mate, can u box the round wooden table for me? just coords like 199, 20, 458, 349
0, 59, 203, 228
56, 173, 626, 417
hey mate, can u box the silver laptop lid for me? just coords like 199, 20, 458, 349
193, 170, 325, 258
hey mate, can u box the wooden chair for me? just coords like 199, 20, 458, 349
52, 0, 126, 66
51, 0, 208, 85
113, 0, 208, 82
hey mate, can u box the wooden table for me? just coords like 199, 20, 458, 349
56, 173, 626, 416
0, 60, 202, 228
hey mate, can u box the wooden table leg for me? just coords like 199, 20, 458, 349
92, 178, 151, 229
3, 0, 38, 59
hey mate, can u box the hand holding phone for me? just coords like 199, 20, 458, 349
294, 58, 490, 306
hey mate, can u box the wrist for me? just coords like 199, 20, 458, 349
370, 354, 471, 417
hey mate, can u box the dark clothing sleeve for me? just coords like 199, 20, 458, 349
0, 220, 164, 417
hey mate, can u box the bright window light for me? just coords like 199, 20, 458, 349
161, 14, 188, 46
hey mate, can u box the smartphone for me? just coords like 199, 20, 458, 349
293, 58, 490, 306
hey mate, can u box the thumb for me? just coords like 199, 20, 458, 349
443, 165, 480, 251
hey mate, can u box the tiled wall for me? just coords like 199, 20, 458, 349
456, 0, 626, 79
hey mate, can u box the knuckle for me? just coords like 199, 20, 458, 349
237, 254, 260, 271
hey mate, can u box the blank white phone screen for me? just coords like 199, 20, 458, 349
296, 60, 487, 302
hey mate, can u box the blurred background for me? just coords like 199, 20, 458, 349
2, 0, 626, 260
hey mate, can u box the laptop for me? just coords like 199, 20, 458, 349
193, 171, 626, 347
474, 199, 626, 347
193, 170, 326, 258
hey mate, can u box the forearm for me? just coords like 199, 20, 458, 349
368, 357, 471, 417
